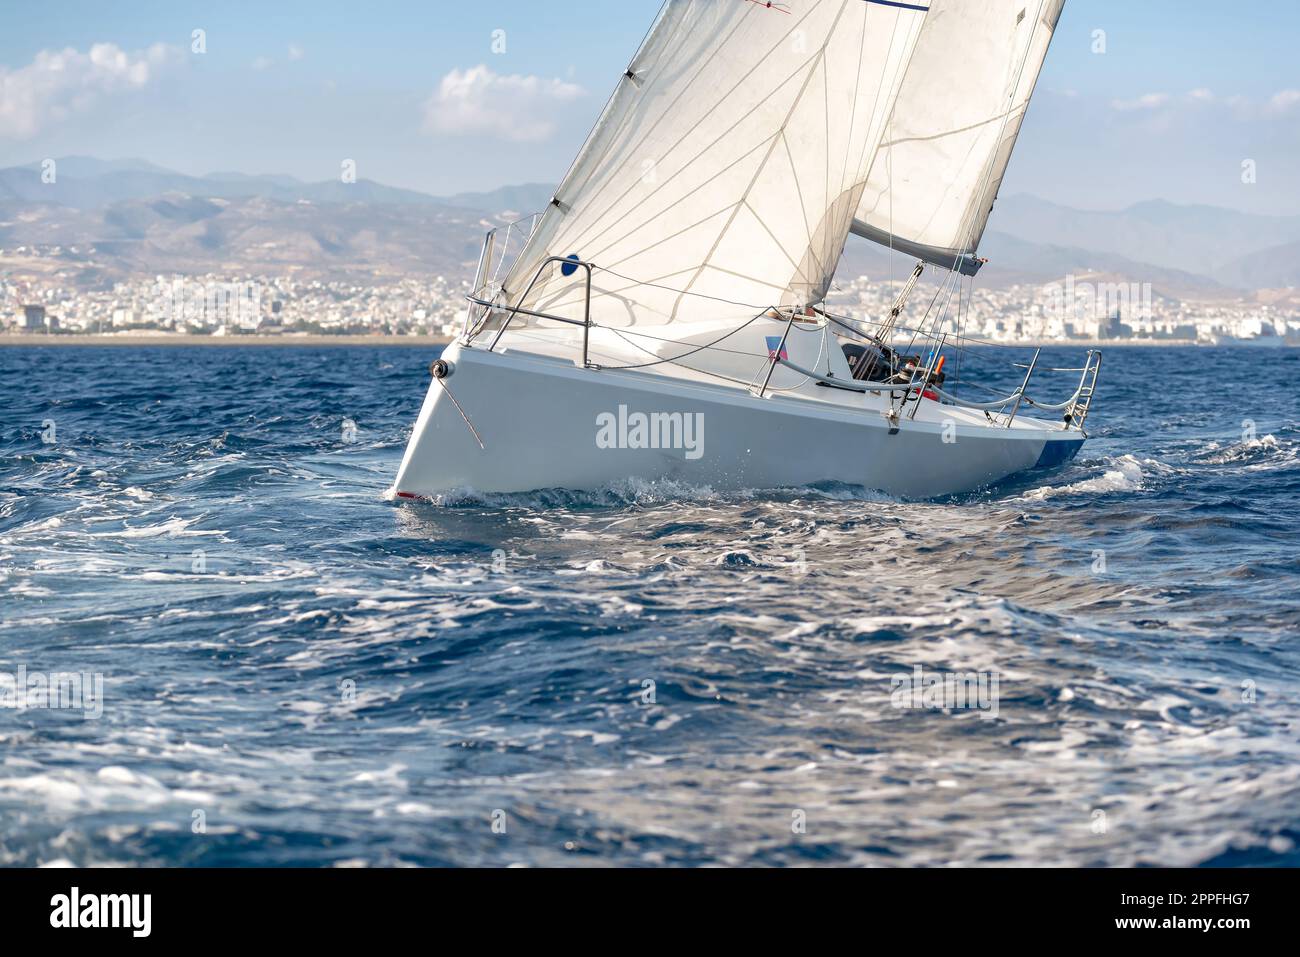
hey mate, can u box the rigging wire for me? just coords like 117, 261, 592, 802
588, 306, 776, 372
528, 257, 1038, 374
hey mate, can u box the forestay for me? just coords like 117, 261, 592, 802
500, 0, 929, 329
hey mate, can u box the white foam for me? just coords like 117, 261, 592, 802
393, 475, 896, 510
1019, 454, 1150, 501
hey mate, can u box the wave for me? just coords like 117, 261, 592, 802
1016, 454, 1155, 501
5, 343, 1300, 867
389, 476, 901, 510
1195, 431, 1297, 471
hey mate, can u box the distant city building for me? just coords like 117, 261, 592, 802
1, 259, 1296, 344
1099, 311, 1129, 339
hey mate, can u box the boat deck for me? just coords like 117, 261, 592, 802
491, 318, 1066, 435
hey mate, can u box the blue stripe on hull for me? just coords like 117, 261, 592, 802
1033, 437, 1085, 470
864, 0, 931, 11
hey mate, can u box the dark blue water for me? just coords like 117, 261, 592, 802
2, 343, 1298, 867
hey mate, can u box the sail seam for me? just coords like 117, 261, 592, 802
563, 54, 815, 264
578, 133, 779, 268
744, 197, 811, 284
670, 0, 856, 318
852, 5, 923, 290
556, 0, 815, 257
849, 0, 1061, 266
548, 4, 692, 216
953, 0, 1050, 262
504, 0, 685, 298
781, 131, 824, 285
876, 101, 1031, 148
538, 263, 783, 318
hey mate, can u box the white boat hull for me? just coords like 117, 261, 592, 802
393, 341, 1085, 500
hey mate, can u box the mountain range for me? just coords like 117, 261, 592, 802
2, 157, 1297, 297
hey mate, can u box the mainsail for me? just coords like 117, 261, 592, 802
500, 0, 930, 328
851, 0, 1065, 275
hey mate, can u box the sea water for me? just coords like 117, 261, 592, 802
1, 344, 1297, 866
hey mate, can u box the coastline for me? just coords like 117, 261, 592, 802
0, 333, 453, 347
0, 333, 1231, 348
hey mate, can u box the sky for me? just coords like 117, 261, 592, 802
1, 0, 1298, 213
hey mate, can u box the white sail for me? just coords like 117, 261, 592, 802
851, 0, 1065, 274
500, 0, 929, 329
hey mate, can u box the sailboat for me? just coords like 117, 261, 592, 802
394, 0, 1101, 500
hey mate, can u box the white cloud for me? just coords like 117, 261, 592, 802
423, 64, 585, 143
1110, 92, 1169, 112
0, 42, 177, 139
252, 46, 304, 71
1117, 87, 1297, 117
1269, 89, 1300, 112
1183, 88, 1249, 112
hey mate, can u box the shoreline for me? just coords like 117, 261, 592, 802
0, 334, 453, 347
0, 333, 1252, 348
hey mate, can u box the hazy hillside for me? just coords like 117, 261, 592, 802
990, 194, 1300, 285
440, 183, 555, 216
0, 157, 446, 209
836, 229, 1235, 298
1216, 240, 1300, 290
2, 157, 1293, 295
0, 194, 498, 286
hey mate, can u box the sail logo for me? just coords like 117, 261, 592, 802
596, 405, 704, 460
890, 665, 1000, 719
50, 887, 151, 937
